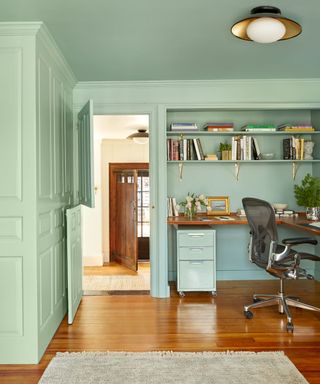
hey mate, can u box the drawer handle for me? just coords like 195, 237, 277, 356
190, 247, 203, 252
189, 261, 204, 265
188, 233, 204, 237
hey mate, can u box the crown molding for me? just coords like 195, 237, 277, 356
0, 21, 77, 86
75, 78, 320, 90
37, 24, 77, 87
0, 21, 42, 36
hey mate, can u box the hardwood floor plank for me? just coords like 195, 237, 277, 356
1, 280, 320, 383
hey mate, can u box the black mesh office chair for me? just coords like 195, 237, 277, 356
242, 197, 320, 332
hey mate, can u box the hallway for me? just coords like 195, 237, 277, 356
83, 262, 150, 294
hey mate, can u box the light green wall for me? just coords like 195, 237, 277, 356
0, 23, 76, 364
74, 80, 320, 297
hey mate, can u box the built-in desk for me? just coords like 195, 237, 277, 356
168, 214, 320, 236
168, 214, 320, 283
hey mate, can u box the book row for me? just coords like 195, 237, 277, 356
283, 137, 306, 160
169, 122, 315, 132
167, 138, 205, 161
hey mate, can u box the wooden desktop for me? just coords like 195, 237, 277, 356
168, 213, 320, 236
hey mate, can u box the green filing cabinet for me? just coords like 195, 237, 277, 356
176, 226, 216, 296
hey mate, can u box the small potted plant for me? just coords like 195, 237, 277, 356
294, 173, 320, 220
219, 142, 232, 160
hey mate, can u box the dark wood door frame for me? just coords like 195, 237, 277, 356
109, 163, 149, 266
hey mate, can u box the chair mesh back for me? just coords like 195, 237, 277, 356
242, 197, 278, 267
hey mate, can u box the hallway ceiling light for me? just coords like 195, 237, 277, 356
231, 6, 302, 43
127, 129, 149, 144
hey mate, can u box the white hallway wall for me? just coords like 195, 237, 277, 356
82, 138, 149, 266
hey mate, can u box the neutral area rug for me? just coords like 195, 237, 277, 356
83, 274, 150, 291
39, 351, 307, 384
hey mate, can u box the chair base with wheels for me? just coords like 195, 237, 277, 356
244, 278, 320, 332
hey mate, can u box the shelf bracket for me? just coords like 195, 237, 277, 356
178, 162, 184, 181
235, 162, 240, 181
292, 161, 299, 180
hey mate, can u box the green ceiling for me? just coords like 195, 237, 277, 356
0, 0, 319, 81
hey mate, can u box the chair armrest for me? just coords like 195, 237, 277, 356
282, 237, 318, 246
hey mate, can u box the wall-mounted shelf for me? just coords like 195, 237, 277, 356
168, 159, 320, 181
167, 131, 320, 137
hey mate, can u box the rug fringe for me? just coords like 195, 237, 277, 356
56, 351, 285, 358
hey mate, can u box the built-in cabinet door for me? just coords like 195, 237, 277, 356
78, 99, 94, 208
66, 205, 82, 324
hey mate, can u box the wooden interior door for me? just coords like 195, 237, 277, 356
110, 168, 138, 271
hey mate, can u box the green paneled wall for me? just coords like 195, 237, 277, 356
0, 23, 75, 364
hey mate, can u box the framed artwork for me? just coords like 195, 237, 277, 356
207, 196, 230, 215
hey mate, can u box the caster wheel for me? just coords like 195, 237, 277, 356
244, 310, 253, 319
178, 291, 185, 297
211, 291, 217, 296
286, 322, 294, 332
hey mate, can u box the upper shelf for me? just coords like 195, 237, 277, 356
166, 131, 320, 136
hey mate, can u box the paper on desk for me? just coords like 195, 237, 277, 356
215, 216, 235, 221
307, 221, 320, 228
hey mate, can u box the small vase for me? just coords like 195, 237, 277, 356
306, 207, 320, 221
185, 205, 197, 219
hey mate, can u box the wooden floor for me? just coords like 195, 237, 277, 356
1, 280, 320, 383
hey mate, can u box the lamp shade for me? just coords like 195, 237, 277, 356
127, 129, 149, 144
231, 6, 302, 43
246, 17, 286, 43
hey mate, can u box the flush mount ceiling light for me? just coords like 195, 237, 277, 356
127, 129, 149, 144
231, 6, 302, 43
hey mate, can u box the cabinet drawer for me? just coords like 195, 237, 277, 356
178, 231, 214, 247
178, 246, 214, 261
178, 260, 214, 290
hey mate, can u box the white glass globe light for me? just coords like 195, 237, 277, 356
247, 17, 286, 43
133, 137, 148, 144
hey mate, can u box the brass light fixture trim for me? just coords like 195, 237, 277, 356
231, 5, 302, 42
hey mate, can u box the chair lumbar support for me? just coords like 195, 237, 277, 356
242, 197, 320, 332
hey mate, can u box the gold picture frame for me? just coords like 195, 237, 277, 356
207, 196, 230, 215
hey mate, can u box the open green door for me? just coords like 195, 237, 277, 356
66, 205, 82, 324
78, 99, 95, 207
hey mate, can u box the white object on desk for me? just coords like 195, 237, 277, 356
308, 221, 320, 228
215, 216, 235, 221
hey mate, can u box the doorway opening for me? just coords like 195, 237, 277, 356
82, 115, 150, 295
109, 163, 150, 270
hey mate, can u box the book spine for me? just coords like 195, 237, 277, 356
283, 138, 291, 160
172, 197, 179, 217
231, 137, 236, 160
192, 138, 201, 160
196, 138, 205, 160
179, 137, 184, 160
253, 138, 262, 160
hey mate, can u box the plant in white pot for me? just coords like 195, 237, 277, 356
294, 173, 320, 220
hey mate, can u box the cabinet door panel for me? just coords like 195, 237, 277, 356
179, 260, 214, 290
78, 100, 94, 208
